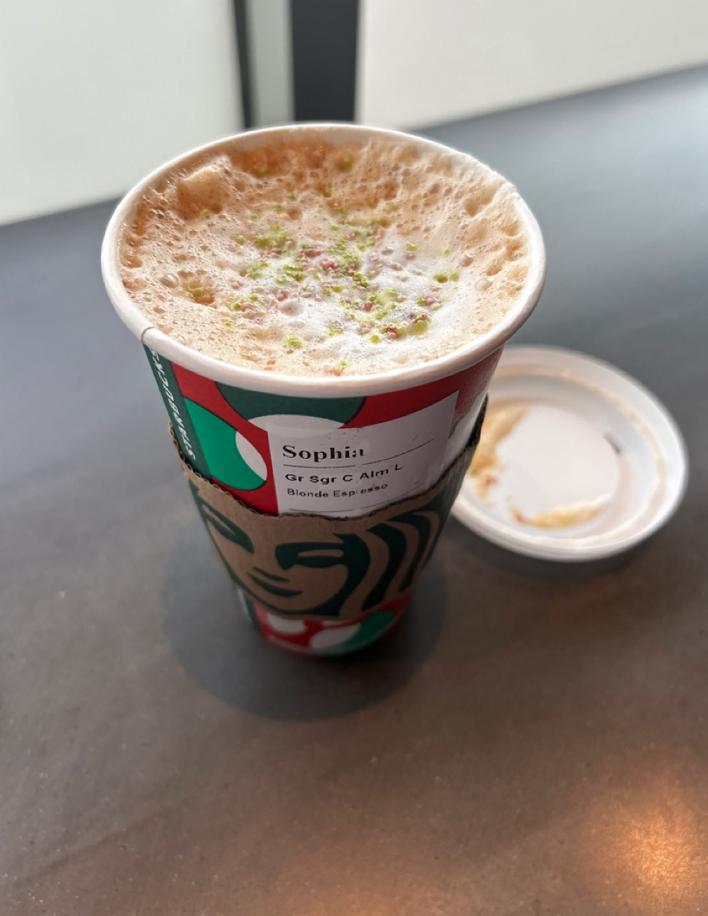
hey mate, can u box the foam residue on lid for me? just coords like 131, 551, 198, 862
468, 401, 621, 533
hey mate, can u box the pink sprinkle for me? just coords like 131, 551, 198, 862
363, 301, 374, 311
303, 249, 321, 258
277, 289, 288, 301
320, 257, 338, 271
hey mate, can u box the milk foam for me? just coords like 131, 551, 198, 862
119, 135, 530, 377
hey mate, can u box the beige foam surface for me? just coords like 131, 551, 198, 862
119, 135, 530, 377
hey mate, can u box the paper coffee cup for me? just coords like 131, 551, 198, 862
102, 124, 546, 654
173, 415, 483, 656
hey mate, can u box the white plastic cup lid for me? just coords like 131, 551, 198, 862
452, 345, 688, 562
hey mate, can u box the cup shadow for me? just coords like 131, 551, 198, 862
161, 519, 448, 720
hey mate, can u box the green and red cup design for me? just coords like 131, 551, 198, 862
145, 343, 500, 516
145, 345, 498, 656
242, 592, 411, 656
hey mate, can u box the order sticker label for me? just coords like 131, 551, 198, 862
268, 394, 458, 518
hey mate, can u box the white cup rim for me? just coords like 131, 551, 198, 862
101, 122, 547, 397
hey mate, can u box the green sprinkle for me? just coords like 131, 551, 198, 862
284, 335, 303, 350
199, 209, 212, 220
322, 187, 333, 198
385, 201, 397, 212
252, 166, 269, 178
283, 262, 305, 281
327, 327, 343, 337
253, 228, 289, 250
223, 320, 232, 328
332, 284, 343, 293
434, 273, 449, 283
410, 317, 430, 334
188, 287, 212, 303
247, 262, 265, 279
286, 191, 297, 201
342, 253, 360, 269
406, 243, 418, 252
231, 300, 242, 311
234, 235, 246, 245
442, 247, 450, 255
249, 294, 259, 302
450, 270, 459, 281
370, 333, 381, 343
375, 303, 395, 320
250, 213, 259, 221
272, 203, 284, 213
339, 154, 355, 171
352, 272, 369, 288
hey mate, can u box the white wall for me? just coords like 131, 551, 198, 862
0, 1, 241, 225
358, 0, 708, 127
248, 0, 293, 126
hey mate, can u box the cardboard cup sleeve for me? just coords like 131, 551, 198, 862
170, 399, 485, 625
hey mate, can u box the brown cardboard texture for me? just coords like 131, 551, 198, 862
174, 404, 483, 622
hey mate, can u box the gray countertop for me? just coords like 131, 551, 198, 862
2, 67, 708, 915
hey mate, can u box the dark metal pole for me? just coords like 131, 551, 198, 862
290, 0, 360, 122
232, 0, 254, 128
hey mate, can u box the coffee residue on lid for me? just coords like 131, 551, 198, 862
468, 401, 611, 530
468, 403, 526, 500
509, 496, 609, 529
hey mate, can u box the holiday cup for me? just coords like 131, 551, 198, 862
102, 124, 546, 655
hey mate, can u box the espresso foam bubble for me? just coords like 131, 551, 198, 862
119, 135, 531, 376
